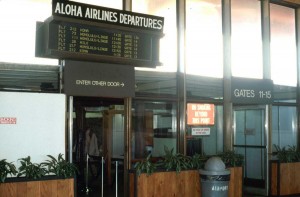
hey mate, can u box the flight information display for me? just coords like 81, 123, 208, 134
36, 18, 162, 67
36, 1, 164, 67
49, 21, 152, 60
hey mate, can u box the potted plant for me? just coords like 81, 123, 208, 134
157, 146, 193, 173
270, 145, 300, 196
130, 147, 203, 197
17, 156, 47, 179
42, 153, 78, 178
0, 159, 17, 183
218, 150, 244, 167
134, 154, 156, 176
0, 154, 76, 197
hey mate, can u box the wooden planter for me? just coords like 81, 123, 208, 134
270, 161, 300, 196
228, 167, 243, 197
129, 170, 200, 197
129, 167, 243, 197
0, 176, 75, 197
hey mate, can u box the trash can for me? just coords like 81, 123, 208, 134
199, 157, 230, 197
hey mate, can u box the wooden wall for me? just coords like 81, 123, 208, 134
0, 178, 74, 197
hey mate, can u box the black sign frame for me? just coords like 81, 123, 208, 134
64, 60, 135, 98
231, 77, 273, 104
52, 0, 164, 33
36, 0, 164, 68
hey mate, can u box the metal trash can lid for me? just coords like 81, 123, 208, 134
200, 157, 230, 176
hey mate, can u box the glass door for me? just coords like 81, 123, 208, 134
233, 106, 268, 196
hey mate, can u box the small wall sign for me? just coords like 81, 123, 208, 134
192, 127, 210, 136
187, 103, 215, 125
0, 117, 17, 124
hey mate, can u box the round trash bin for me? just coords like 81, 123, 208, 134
199, 157, 230, 197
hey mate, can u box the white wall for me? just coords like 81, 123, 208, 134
0, 92, 66, 168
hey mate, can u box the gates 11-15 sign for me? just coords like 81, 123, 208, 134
35, 0, 164, 68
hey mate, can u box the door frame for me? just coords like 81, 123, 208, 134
233, 105, 269, 196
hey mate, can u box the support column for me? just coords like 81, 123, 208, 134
122, 2, 131, 196
222, 0, 233, 151
296, 8, 300, 150
68, 96, 73, 162
177, 0, 186, 154
261, 0, 272, 155
123, 97, 132, 197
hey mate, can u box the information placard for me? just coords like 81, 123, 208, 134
64, 60, 135, 97
35, 0, 164, 67
49, 21, 152, 61
231, 77, 273, 104
187, 103, 215, 125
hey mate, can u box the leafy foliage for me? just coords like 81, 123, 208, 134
0, 159, 17, 183
158, 146, 193, 173
1, 153, 77, 182
218, 150, 244, 167
134, 147, 243, 176
189, 153, 207, 170
134, 154, 156, 176
17, 156, 47, 179
42, 154, 78, 178
274, 145, 300, 163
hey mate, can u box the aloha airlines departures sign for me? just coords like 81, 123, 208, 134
53, 0, 164, 32
36, 0, 164, 67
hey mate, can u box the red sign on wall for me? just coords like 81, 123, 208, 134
0, 117, 17, 124
187, 103, 214, 125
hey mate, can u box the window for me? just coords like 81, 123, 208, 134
231, 0, 262, 78
133, 0, 177, 72
186, 0, 222, 77
131, 100, 177, 159
272, 106, 297, 150
270, 4, 296, 87
186, 104, 223, 155
0, 0, 122, 65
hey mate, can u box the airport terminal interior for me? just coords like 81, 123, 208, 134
1, 0, 300, 196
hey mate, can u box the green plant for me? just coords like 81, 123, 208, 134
159, 146, 192, 173
218, 150, 244, 167
134, 154, 156, 176
189, 153, 207, 170
274, 145, 300, 163
17, 156, 47, 179
0, 159, 17, 183
42, 154, 78, 178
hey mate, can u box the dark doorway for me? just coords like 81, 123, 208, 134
72, 96, 124, 197
233, 105, 268, 196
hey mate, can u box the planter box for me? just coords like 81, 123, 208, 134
270, 161, 300, 196
130, 170, 200, 197
228, 167, 243, 197
0, 176, 75, 197
129, 167, 243, 197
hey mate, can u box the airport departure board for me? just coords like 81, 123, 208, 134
49, 22, 152, 61
36, 0, 164, 67
36, 19, 162, 67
